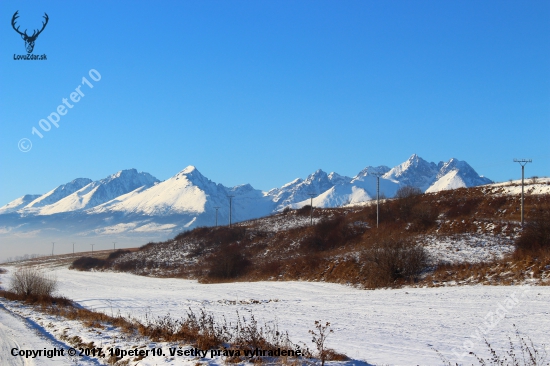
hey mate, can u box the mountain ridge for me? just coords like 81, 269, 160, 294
0, 155, 493, 239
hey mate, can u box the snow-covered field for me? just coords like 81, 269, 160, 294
1, 267, 549, 366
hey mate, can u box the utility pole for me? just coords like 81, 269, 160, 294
214, 206, 220, 227
73, 242, 75, 254
113, 242, 116, 251
513, 159, 532, 227
51, 242, 55, 256
308, 193, 316, 225
372, 172, 383, 228
90, 244, 95, 255
227, 195, 235, 227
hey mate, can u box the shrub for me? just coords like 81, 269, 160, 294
446, 197, 482, 218
395, 186, 422, 199
515, 206, 550, 257
140, 241, 159, 250
360, 238, 429, 288
9, 267, 57, 298
297, 205, 312, 216
410, 203, 438, 231
209, 227, 247, 246
207, 243, 251, 279
107, 249, 131, 261
394, 186, 423, 220
70, 257, 106, 271
112, 258, 149, 272
301, 216, 362, 252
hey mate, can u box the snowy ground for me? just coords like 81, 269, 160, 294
1, 267, 549, 366
422, 234, 515, 264
240, 214, 322, 232
485, 178, 550, 196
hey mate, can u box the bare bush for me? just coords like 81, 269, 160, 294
446, 197, 482, 218
70, 256, 106, 271
394, 186, 423, 220
395, 186, 423, 199
107, 249, 131, 260
9, 267, 57, 297
297, 204, 312, 216
410, 203, 438, 231
515, 205, 550, 257
301, 216, 364, 252
207, 243, 251, 279
361, 238, 429, 288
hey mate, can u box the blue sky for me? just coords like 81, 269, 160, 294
1, 0, 548, 205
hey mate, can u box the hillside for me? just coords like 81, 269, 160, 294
71, 180, 550, 288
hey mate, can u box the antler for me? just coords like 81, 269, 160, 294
29, 13, 49, 39
11, 11, 26, 37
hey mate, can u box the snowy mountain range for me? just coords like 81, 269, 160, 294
0, 155, 491, 243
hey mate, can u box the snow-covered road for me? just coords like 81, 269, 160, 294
0, 303, 85, 366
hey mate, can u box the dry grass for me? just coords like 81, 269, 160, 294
435, 325, 548, 365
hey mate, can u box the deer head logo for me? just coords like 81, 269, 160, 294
11, 11, 49, 54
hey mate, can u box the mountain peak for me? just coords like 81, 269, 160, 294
354, 165, 391, 179
181, 165, 197, 174
114, 168, 137, 176
383, 155, 439, 190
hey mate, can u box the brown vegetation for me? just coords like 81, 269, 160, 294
70, 249, 131, 271
69, 185, 550, 288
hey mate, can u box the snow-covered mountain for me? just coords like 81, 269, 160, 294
382, 154, 492, 194
426, 158, 492, 193
92, 166, 274, 223
25, 178, 92, 209
0, 194, 41, 214
383, 154, 439, 191
266, 170, 351, 211
0, 155, 492, 243
20, 169, 159, 215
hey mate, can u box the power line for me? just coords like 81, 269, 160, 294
513, 158, 532, 227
